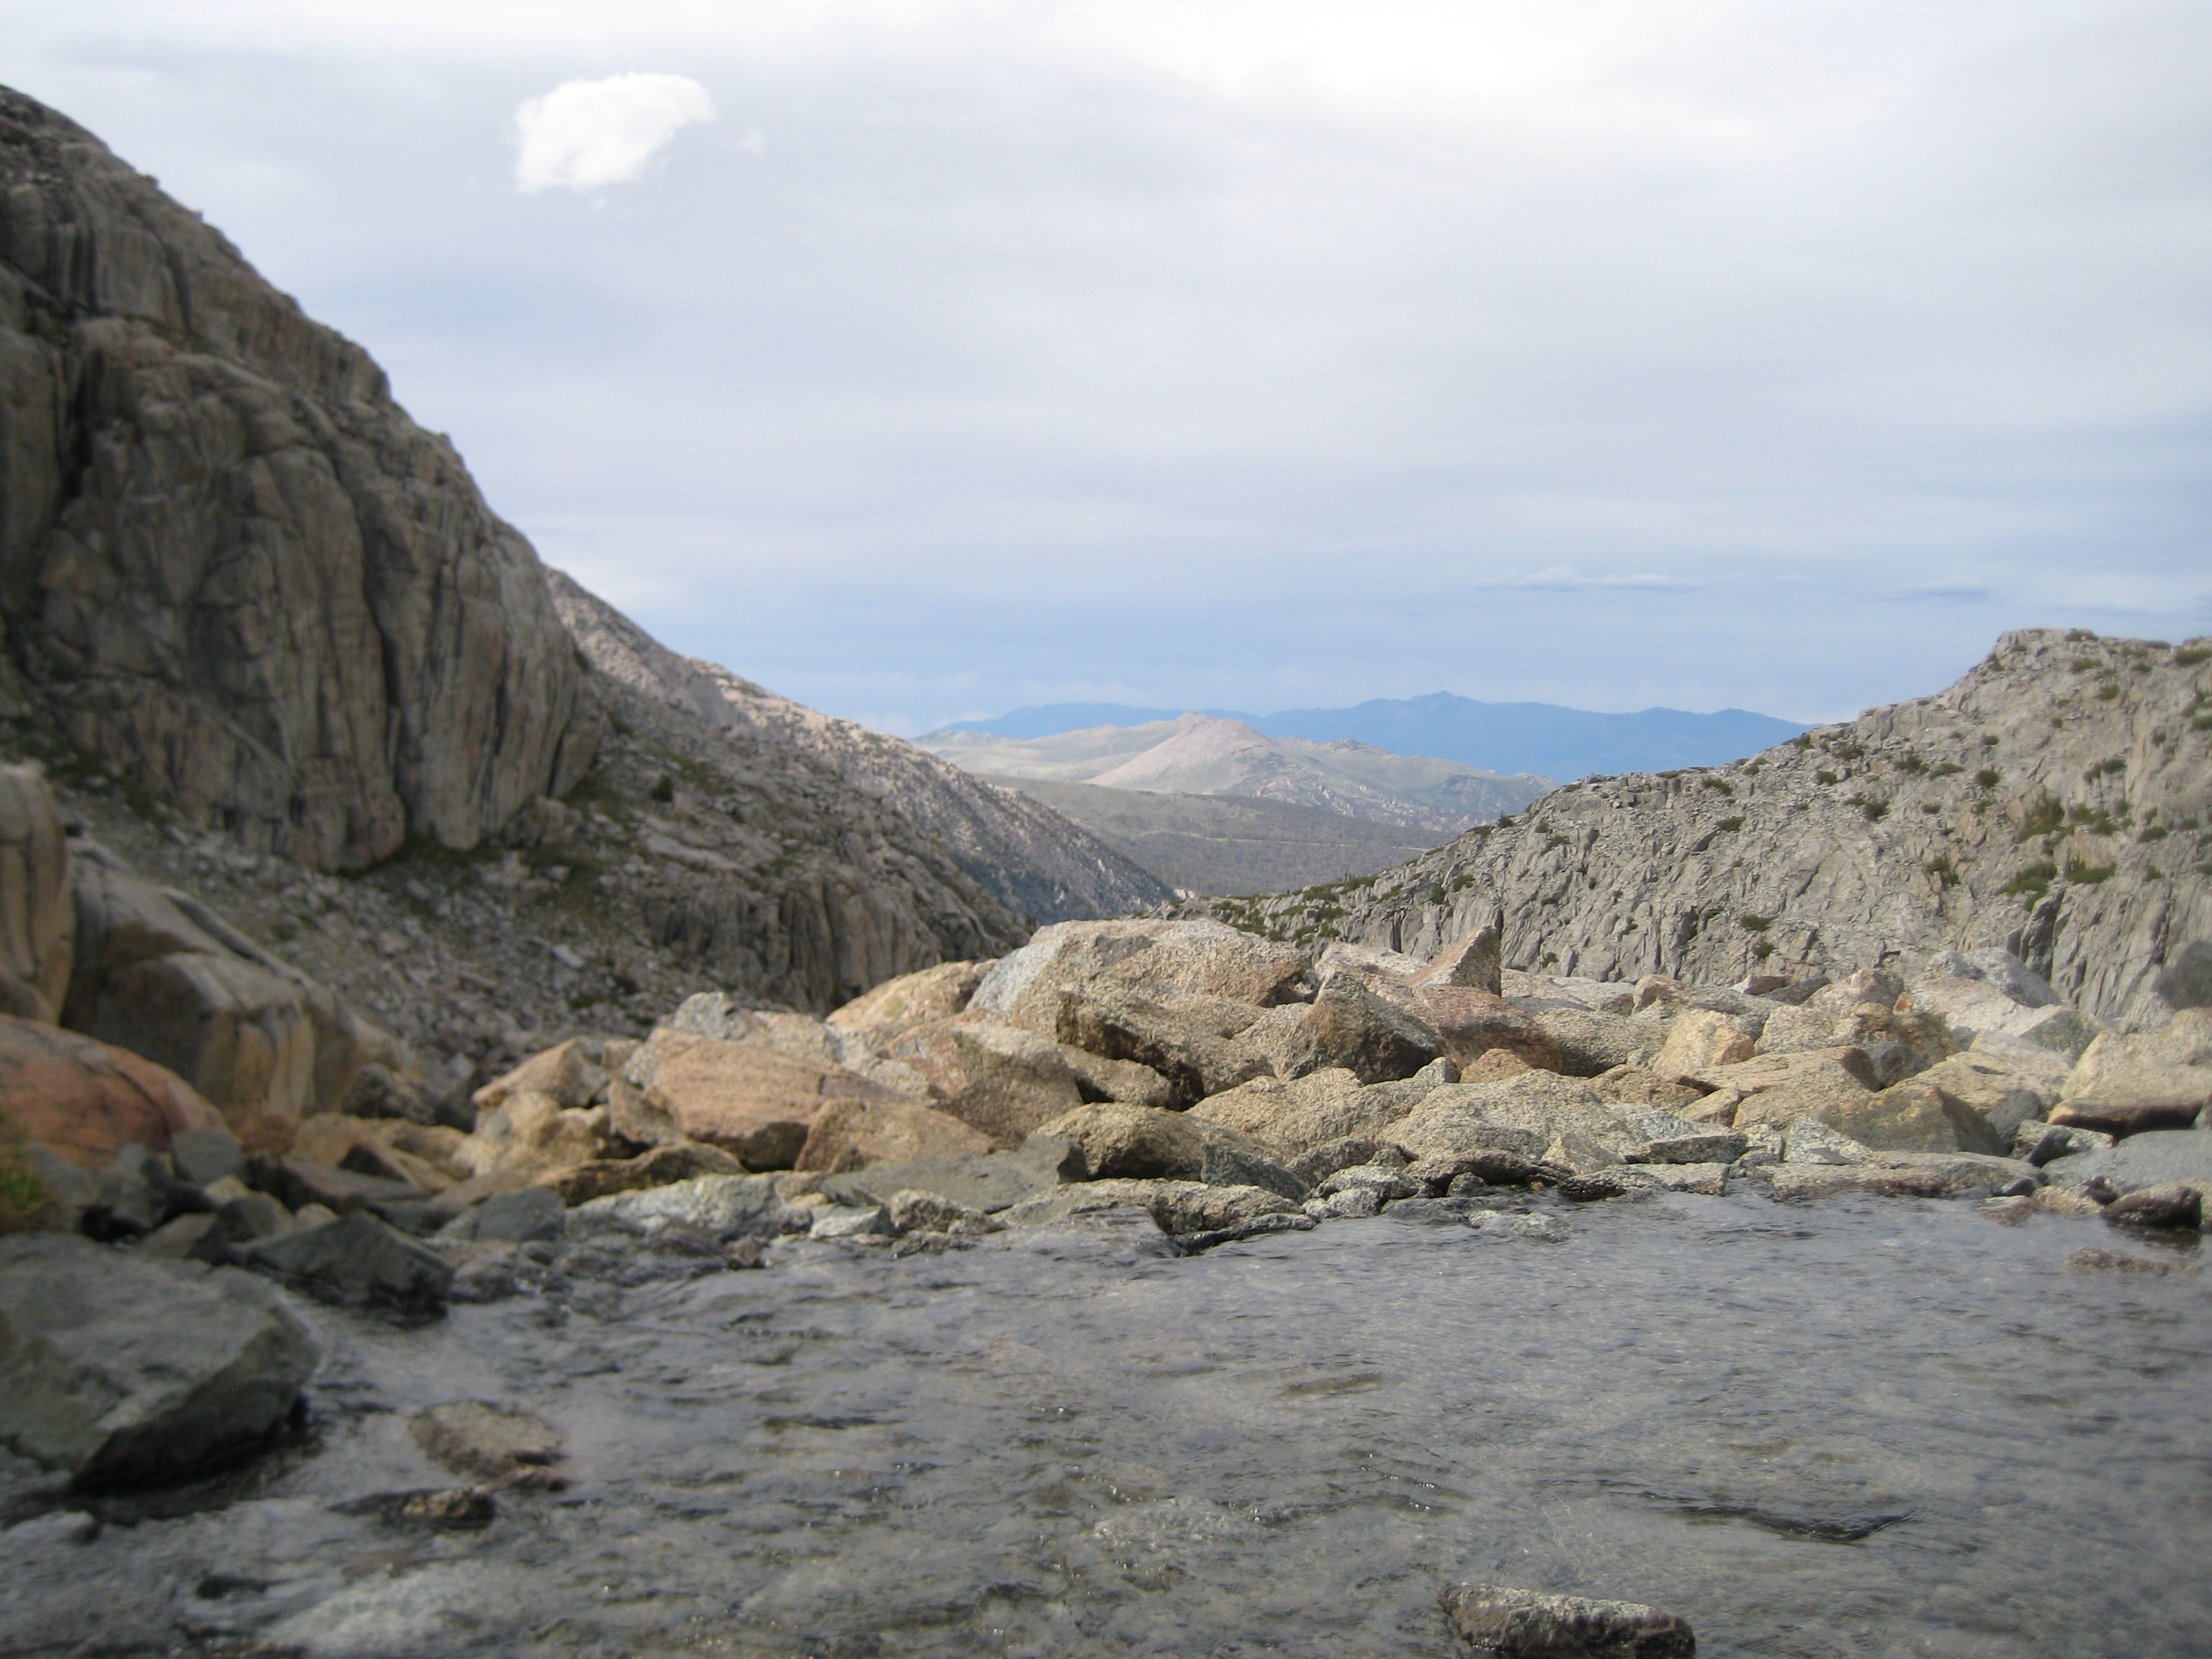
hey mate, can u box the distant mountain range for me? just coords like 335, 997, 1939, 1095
938, 694, 1811, 783
920, 713, 1551, 838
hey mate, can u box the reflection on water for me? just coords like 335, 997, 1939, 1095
4, 1191, 2208, 1658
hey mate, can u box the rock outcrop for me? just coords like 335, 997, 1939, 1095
0, 87, 601, 871
1182, 631, 2212, 1028
549, 570, 1169, 924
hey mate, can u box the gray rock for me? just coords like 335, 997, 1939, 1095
471, 1187, 565, 1244
806, 1203, 893, 1238
2011, 1120, 2113, 1166
239, 1211, 452, 1321
1317, 1163, 1427, 1202
1521, 1006, 1659, 1077
1261, 975, 1444, 1084
884, 1188, 997, 1235
169, 1126, 244, 1188
817, 1137, 1078, 1214
569, 1172, 786, 1240
1783, 1119, 1879, 1166
0, 1234, 317, 1488
1053, 986, 1269, 1106
2043, 1130, 2212, 1199
2103, 1184, 2203, 1231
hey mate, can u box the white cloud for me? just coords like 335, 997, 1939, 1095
513, 73, 715, 194
1481, 567, 1699, 593
1892, 575, 1993, 601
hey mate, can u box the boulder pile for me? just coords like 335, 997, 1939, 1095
6, 911, 2205, 1492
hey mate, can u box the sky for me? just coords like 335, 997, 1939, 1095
4, 1, 2206, 734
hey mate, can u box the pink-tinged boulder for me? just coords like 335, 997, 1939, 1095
1651, 1009, 1757, 1082
794, 1097, 994, 1174
970, 920, 1310, 1033
625, 1028, 915, 1170
0, 1015, 223, 1169
827, 960, 993, 1035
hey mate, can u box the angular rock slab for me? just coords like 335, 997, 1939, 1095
1440, 1583, 1695, 1658
0, 1234, 317, 1488
240, 1211, 453, 1321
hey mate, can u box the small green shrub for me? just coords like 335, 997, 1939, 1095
0, 1113, 51, 1234
1851, 796, 1889, 822
1930, 761, 1961, 778
2017, 795, 2064, 840
2141, 824, 2170, 843
1701, 777, 1734, 795
1714, 817, 1743, 833
2175, 644, 2210, 666
1750, 939, 1774, 960
1896, 753, 1927, 774
2067, 627, 2096, 641
2071, 657, 2100, 673
1740, 913, 1772, 932
1975, 768, 2000, 788
2096, 683, 2121, 701
649, 774, 676, 803
1925, 855, 1959, 889
2002, 861, 2058, 900
2065, 858, 2115, 884
1815, 768, 1840, 786
1981, 733, 2000, 747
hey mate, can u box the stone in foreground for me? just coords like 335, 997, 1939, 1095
1440, 1582, 1695, 1658
239, 1211, 453, 1321
0, 1234, 318, 1488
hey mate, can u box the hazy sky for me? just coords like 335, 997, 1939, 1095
5, 1, 2206, 733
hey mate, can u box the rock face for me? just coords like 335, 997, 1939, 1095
1178, 630, 2211, 1028
0, 1014, 225, 1166
0, 765, 70, 1019
0, 1233, 318, 1488
549, 570, 1167, 925
0, 89, 601, 871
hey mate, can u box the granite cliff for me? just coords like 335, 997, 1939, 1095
0, 88, 600, 870
1177, 631, 2212, 1028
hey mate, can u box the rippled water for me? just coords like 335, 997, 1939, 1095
4, 1192, 2208, 1658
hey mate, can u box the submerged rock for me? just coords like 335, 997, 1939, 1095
1439, 1582, 1695, 1658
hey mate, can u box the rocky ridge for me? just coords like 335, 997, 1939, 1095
924, 712, 1550, 835
1172, 631, 2212, 1030
547, 570, 1168, 924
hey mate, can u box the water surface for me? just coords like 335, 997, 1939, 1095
4, 1192, 2206, 1658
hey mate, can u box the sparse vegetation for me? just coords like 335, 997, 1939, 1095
1701, 777, 1734, 795
0, 1112, 51, 1234
2065, 858, 2116, 884
1975, 768, 2000, 788
1816, 768, 1840, 786
2096, 683, 2121, 701
2002, 861, 2059, 901
1714, 816, 1743, 833
2175, 644, 2211, 666
1740, 913, 1772, 932
1895, 753, 1926, 774
2084, 757, 2126, 781
1850, 796, 1889, 822
2017, 794, 2064, 840
1925, 855, 1959, 890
